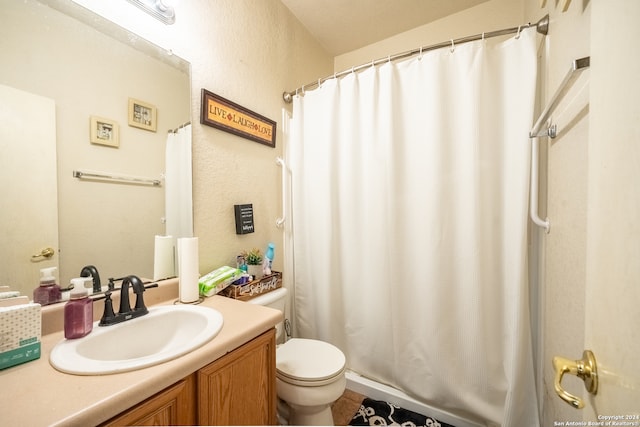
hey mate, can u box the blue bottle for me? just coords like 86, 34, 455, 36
263, 243, 275, 276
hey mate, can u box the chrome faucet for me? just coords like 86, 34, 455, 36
99, 275, 157, 326
80, 265, 102, 294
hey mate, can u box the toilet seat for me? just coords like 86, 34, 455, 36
276, 338, 346, 387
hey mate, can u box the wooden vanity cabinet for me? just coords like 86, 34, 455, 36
100, 328, 276, 426
100, 374, 197, 426
198, 328, 277, 425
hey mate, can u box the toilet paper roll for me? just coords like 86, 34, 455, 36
177, 237, 199, 303
153, 235, 175, 280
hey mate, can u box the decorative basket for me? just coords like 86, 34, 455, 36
219, 271, 282, 301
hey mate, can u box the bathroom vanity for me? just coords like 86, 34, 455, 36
102, 329, 276, 426
0, 278, 281, 426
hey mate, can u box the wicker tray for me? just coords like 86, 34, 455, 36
219, 271, 282, 301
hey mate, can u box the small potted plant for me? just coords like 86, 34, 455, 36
243, 248, 263, 280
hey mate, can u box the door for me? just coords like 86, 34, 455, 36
583, 0, 640, 419
0, 84, 59, 296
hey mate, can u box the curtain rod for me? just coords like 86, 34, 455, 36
282, 14, 549, 103
168, 121, 191, 134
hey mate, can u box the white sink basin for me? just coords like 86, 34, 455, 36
50, 305, 223, 375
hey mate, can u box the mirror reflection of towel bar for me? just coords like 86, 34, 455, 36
73, 170, 162, 187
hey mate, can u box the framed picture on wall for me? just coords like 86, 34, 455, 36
128, 98, 157, 132
200, 89, 277, 148
90, 116, 119, 147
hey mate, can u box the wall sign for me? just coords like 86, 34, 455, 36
234, 204, 255, 234
200, 89, 276, 148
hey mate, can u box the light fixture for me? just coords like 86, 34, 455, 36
125, 0, 175, 25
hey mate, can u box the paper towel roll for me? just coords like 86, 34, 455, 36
153, 235, 175, 280
177, 237, 199, 303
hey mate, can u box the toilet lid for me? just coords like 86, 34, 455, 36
276, 338, 346, 383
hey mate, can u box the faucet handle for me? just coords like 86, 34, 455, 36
138, 282, 159, 311
99, 291, 116, 326
129, 275, 149, 314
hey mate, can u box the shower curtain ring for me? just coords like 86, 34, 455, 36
516, 25, 522, 39
450, 39, 455, 53
318, 78, 322, 89
419, 46, 423, 60
482, 32, 485, 41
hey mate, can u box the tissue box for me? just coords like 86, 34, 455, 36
0, 303, 41, 370
219, 271, 282, 301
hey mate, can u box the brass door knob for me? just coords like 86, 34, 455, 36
31, 247, 55, 260
552, 350, 598, 409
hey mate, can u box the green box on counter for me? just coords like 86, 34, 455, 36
219, 271, 282, 301
0, 303, 42, 370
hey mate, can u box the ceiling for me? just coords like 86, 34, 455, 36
280, 0, 490, 56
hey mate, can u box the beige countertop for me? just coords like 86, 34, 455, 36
0, 278, 282, 426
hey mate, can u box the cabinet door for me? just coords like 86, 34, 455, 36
101, 374, 196, 426
198, 329, 276, 426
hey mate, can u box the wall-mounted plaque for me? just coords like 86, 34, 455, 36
201, 89, 276, 148
234, 204, 255, 234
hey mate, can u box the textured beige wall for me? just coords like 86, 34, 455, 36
187, 1, 333, 275
186, 1, 332, 275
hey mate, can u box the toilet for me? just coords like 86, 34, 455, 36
248, 287, 346, 426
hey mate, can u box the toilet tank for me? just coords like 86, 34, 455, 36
247, 287, 287, 341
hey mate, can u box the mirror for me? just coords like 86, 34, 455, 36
0, 0, 191, 302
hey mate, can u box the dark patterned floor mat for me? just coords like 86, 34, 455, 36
349, 397, 456, 427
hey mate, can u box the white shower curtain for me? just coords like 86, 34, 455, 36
289, 29, 539, 426
165, 124, 193, 238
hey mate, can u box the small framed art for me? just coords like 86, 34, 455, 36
90, 116, 119, 147
128, 98, 157, 132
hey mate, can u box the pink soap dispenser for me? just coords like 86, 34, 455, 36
64, 277, 94, 339
33, 266, 62, 305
